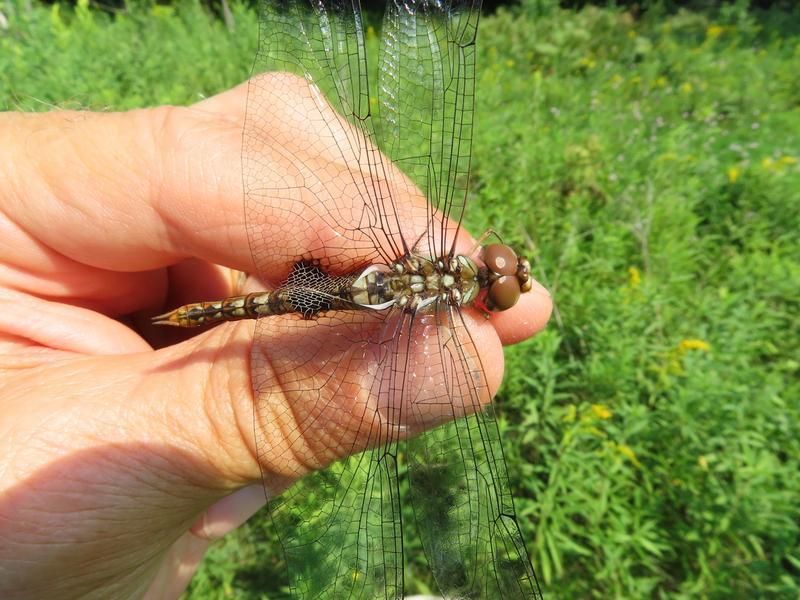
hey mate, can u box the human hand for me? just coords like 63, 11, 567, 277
0, 76, 552, 599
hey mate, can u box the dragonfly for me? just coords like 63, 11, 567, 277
154, 0, 543, 597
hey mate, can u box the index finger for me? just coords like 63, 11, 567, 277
3, 78, 439, 278
195, 75, 550, 347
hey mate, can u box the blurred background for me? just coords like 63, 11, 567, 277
2, 0, 798, 597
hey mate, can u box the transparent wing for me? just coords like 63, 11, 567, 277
243, 0, 540, 597
252, 310, 409, 597
244, 0, 411, 281
377, 0, 480, 259
405, 306, 543, 598
244, 2, 414, 592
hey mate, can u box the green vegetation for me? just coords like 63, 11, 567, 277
3, 0, 798, 597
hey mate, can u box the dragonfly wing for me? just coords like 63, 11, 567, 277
404, 305, 543, 599
376, 0, 481, 260
252, 309, 409, 598
245, 0, 417, 280
245, 2, 425, 594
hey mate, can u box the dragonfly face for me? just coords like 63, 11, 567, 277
477, 243, 533, 312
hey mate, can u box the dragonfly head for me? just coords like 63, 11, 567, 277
477, 243, 532, 312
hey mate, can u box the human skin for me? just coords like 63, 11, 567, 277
0, 76, 552, 599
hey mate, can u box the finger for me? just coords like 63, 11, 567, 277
0, 329, 255, 598
143, 532, 210, 600
2, 76, 475, 293
0, 288, 151, 356
0, 88, 250, 315
1, 78, 432, 274
491, 277, 553, 346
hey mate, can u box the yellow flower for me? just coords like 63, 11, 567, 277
616, 443, 642, 468
680, 82, 693, 94
611, 74, 623, 85
655, 76, 667, 88
630, 75, 642, 85
727, 166, 740, 183
698, 455, 709, 471
679, 339, 711, 352
591, 404, 613, 420
506, 59, 515, 68
706, 25, 724, 39
779, 156, 798, 165
628, 266, 641, 287
762, 157, 775, 170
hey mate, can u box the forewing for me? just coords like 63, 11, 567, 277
245, 0, 412, 279
377, 0, 480, 260
404, 306, 543, 598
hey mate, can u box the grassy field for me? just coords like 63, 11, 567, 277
3, 0, 799, 597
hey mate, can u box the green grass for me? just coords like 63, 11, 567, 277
3, 0, 799, 597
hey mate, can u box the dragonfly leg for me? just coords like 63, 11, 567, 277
468, 228, 505, 256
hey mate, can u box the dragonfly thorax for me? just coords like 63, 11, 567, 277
352, 253, 481, 312
352, 243, 530, 314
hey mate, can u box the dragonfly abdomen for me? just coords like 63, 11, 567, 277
151, 292, 276, 327
152, 265, 368, 327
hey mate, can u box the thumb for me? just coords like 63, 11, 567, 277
0, 320, 262, 598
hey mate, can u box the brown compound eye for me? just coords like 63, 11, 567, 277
483, 243, 518, 276
487, 275, 521, 311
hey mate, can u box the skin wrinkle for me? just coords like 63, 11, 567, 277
0, 197, 60, 275
290, 385, 348, 472
28, 115, 95, 236
0, 208, 42, 272
147, 109, 185, 265
223, 379, 263, 485
150, 378, 235, 491
196, 326, 251, 484
268, 366, 317, 477
200, 325, 256, 486
156, 109, 247, 272
249, 331, 301, 482
164, 325, 257, 487
149, 106, 175, 222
